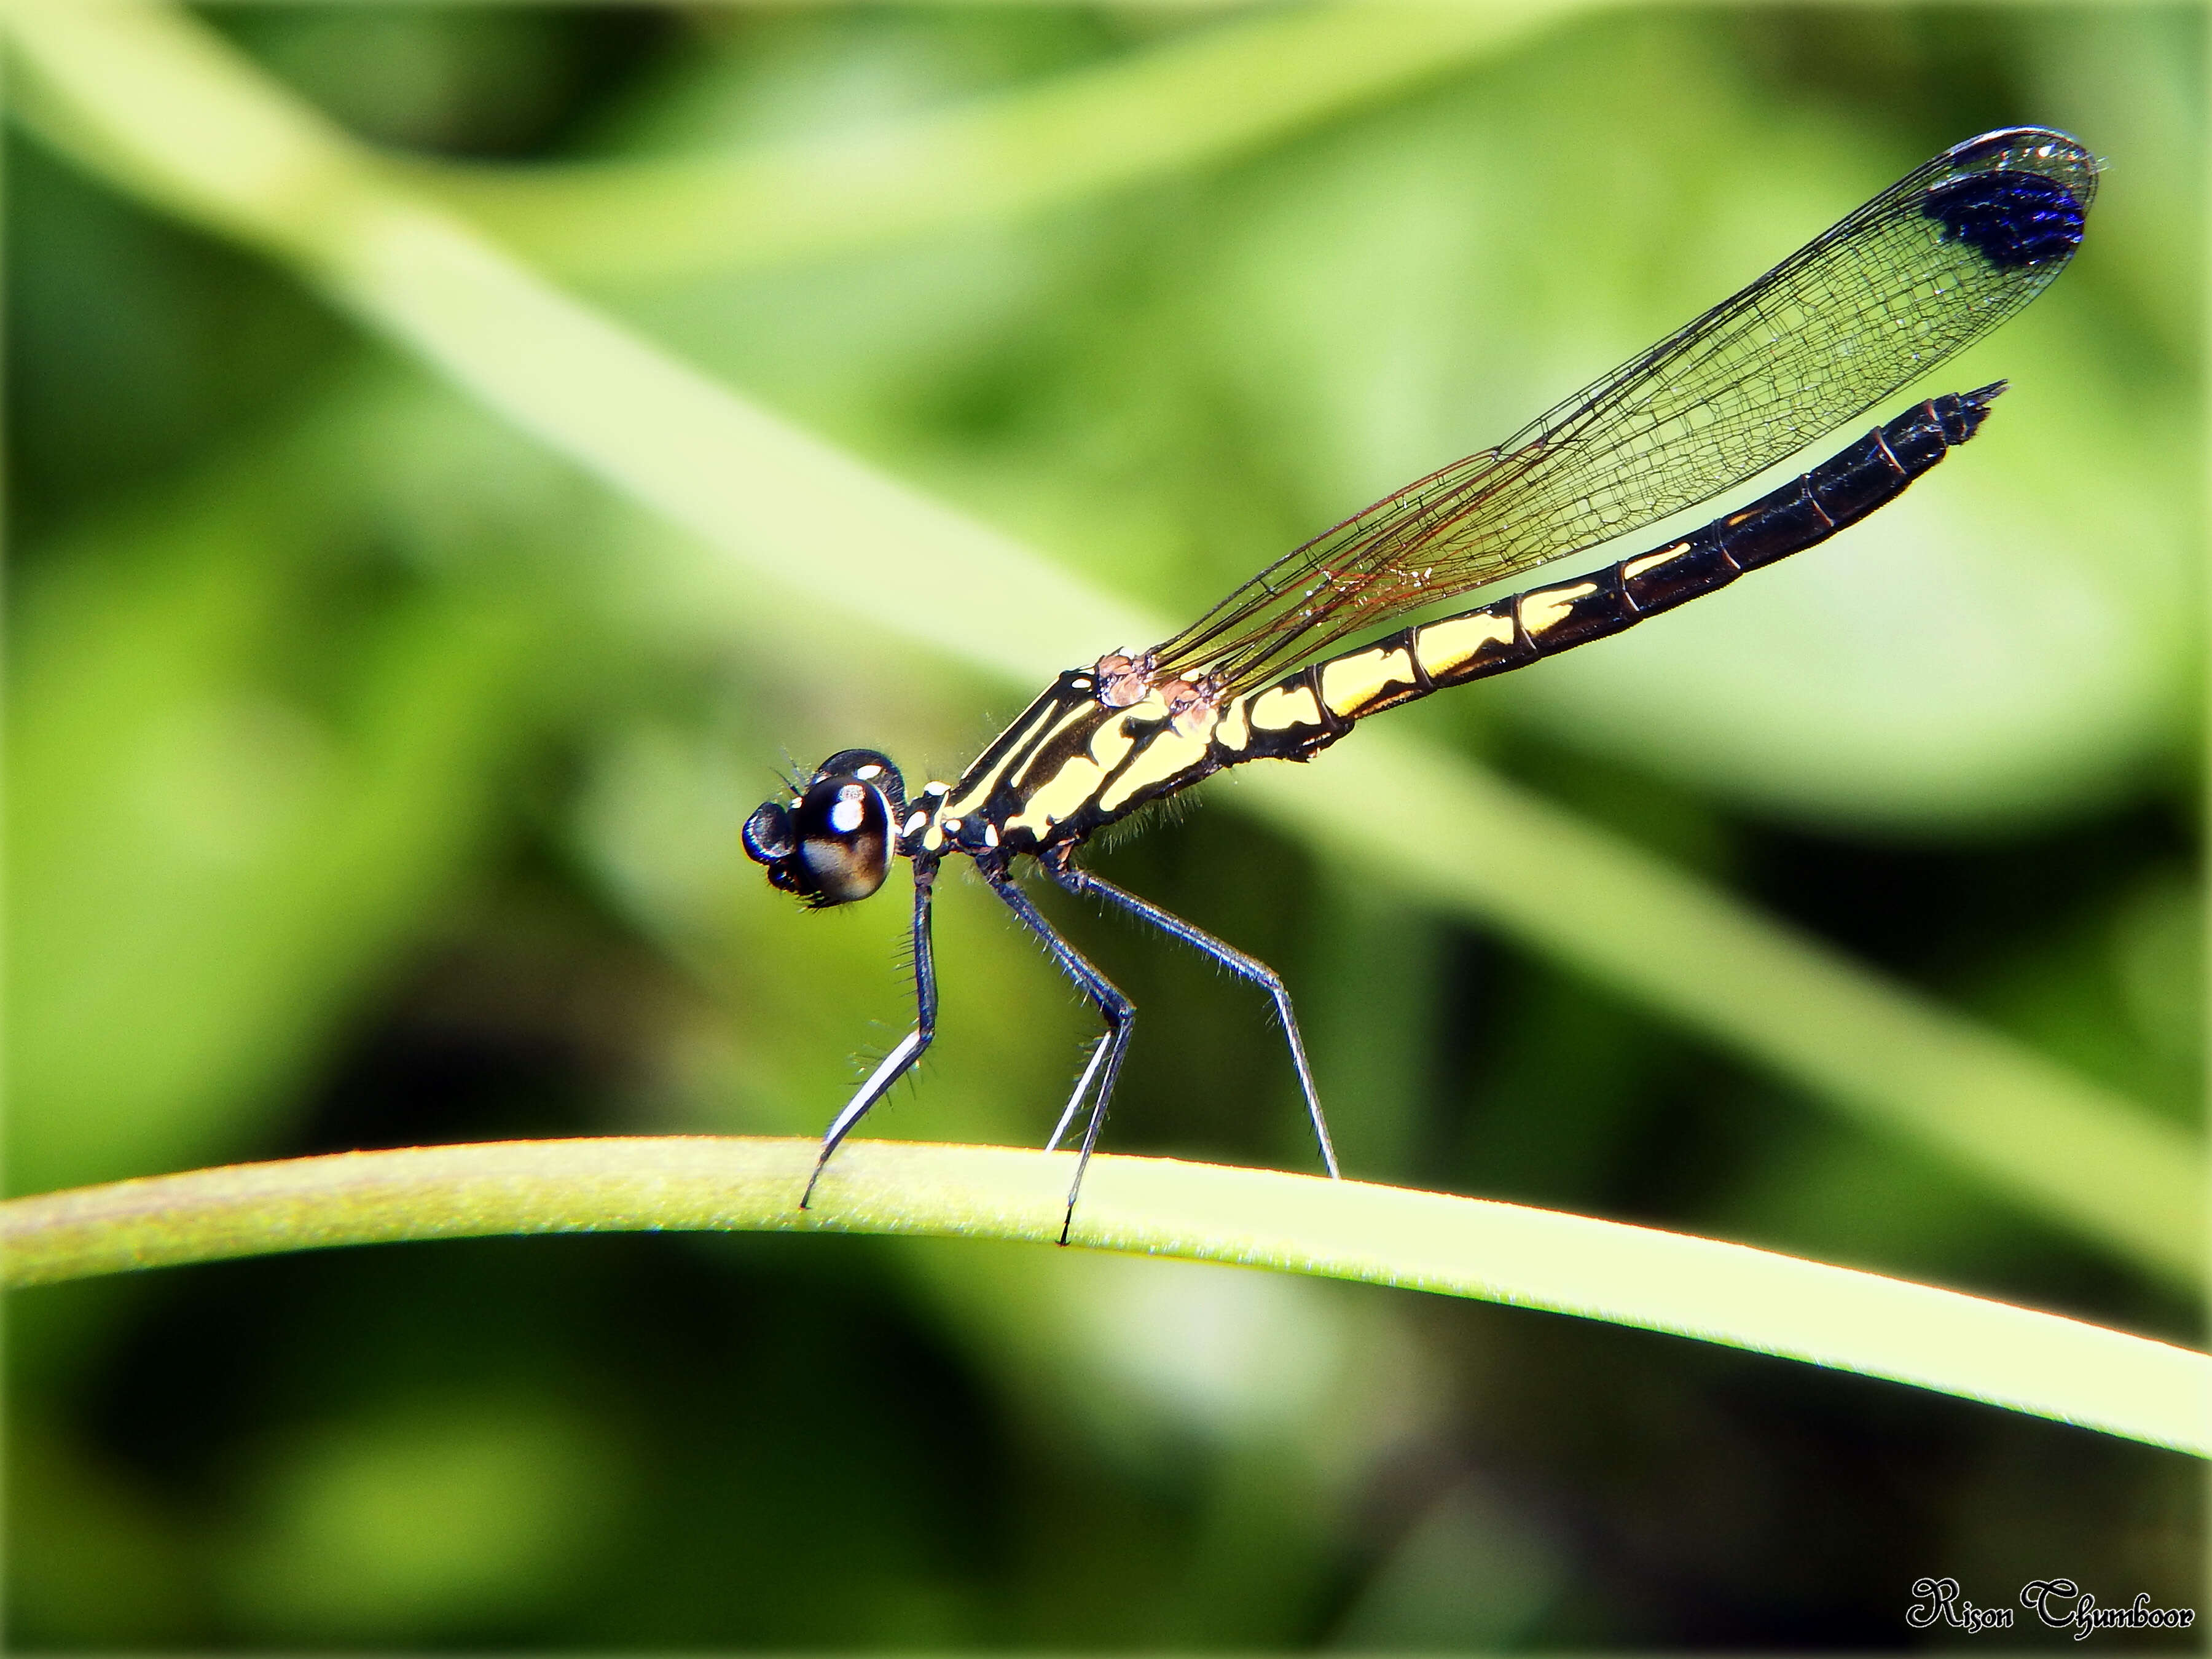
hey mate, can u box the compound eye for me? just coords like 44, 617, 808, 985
742, 801, 797, 865
792, 774, 892, 905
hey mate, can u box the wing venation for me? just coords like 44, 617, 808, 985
1151, 128, 2096, 696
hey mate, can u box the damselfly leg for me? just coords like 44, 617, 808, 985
799, 861, 939, 1209
982, 865, 1135, 1244
1041, 845, 1340, 1182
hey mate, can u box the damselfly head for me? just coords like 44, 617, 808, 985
743, 749, 908, 908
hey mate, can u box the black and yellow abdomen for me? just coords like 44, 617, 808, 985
1211, 386, 2000, 769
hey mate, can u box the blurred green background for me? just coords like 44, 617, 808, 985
6, 2, 2203, 1649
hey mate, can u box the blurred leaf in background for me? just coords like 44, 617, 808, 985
6, 3, 2200, 1650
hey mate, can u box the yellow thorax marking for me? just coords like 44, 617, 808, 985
989, 683, 1221, 836
1096, 720, 1209, 814
1002, 700, 1145, 836
939, 699, 1082, 822
1006, 757, 1107, 836
927, 674, 1247, 844
1091, 683, 1223, 814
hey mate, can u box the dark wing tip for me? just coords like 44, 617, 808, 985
1919, 127, 2096, 272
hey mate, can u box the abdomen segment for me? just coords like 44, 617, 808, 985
1215, 385, 2004, 766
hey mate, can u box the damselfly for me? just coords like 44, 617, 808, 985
744, 127, 2096, 1239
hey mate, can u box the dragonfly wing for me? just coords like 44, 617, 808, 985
1153, 127, 2096, 696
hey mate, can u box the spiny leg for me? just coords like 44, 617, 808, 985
801, 860, 939, 1209
981, 863, 1133, 1245
1049, 1033, 1113, 1153
1041, 843, 1341, 1180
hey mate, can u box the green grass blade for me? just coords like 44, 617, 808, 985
6, 2, 2198, 1285
3, 1139, 2203, 1454
400, 3, 1592, 282
1245, 747, 2206, 1285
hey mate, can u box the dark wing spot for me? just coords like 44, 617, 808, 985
1922, 170, 2086, 270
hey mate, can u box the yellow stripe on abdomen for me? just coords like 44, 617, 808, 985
1413, 609, 1516, 681
1247, 682, 1325, 734
1518, 580, 1599, 639
1620, 540, 1694, 584
1319, 645, 1419, 719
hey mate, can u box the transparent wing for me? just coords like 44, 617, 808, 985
1153, 127, 2096, 695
